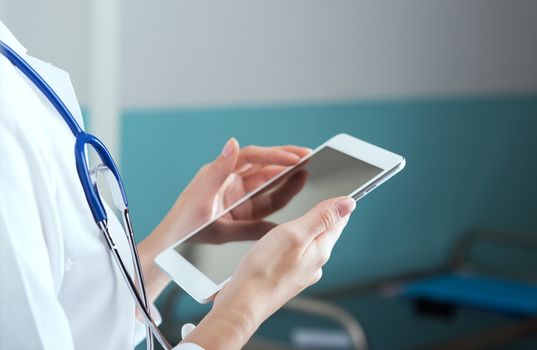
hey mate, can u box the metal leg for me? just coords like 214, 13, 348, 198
246, 296, 368, 350
284, 297, 368, 350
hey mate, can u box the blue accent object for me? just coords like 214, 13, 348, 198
401, 273, 537, 316
0, 40, 128, 223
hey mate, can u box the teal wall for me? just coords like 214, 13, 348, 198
122, 95, 537, 289
123, 95, 537, 349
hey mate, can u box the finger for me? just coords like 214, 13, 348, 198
222, 165, 288, 218
236, 146, 303, 169
288, 197, 356, 243
221, 174, 250, 213
250, 169, 308, 219
227, 168, 305, 220
236, 145, 310, 175
242, 165, 287, 192
190, 138, 239, 201
279, 145, 312, 158
313, 215, 350, 264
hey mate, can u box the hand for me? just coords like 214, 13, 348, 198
183, 197, 356, 349
138, 138, 310, 304
153, 138, 311, 248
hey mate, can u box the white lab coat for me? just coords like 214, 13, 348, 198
0, 22, 202, 350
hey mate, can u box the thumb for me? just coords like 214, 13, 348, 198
194, 138, 239, 199
288, 196, 356, 243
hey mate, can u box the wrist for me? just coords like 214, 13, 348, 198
216, 293, 261, 333
185, 298, 260, 349
214, 300, 259, 344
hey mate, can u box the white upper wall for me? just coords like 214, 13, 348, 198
3, 1, 537, 109
121, 0, 537, 108
2, 0, 91, 106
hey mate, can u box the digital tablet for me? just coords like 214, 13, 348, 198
156, 133, 405, 303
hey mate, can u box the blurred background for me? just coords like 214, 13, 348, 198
2, 0, 537, 349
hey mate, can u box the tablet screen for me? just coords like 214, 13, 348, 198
176, 146, 382, 284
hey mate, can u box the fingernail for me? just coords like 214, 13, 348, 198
335, 197, 356, 217
222, 138, 236, 158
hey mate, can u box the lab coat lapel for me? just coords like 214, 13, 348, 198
24, 56, 86, 128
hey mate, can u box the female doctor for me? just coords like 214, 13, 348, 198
0, 21, 356, 350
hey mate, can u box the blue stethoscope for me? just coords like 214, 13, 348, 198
0, 40, 172, 350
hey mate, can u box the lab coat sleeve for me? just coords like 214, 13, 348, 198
0, 127, 75, 349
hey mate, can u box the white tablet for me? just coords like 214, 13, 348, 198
156, 133, 405, 303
